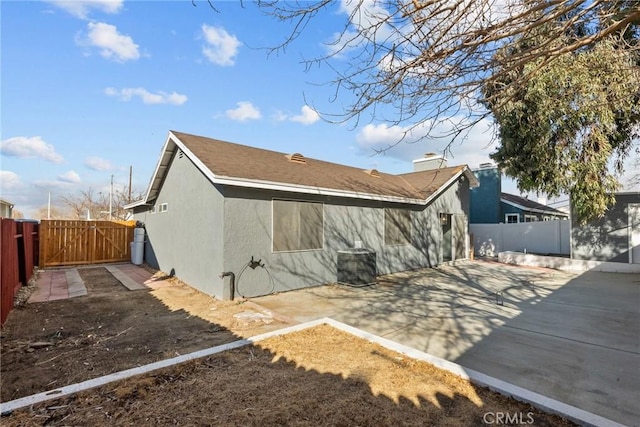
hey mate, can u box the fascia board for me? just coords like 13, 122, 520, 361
138, 132, 179, 205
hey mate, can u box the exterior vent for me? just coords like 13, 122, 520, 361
479, 162, 494, 168
337, 249, 377, 287
178, 149, 184, 159
364, 169, 381, 178
286, 153, 306, 164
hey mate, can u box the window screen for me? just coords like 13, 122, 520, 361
273, 200, 323, 252
384, 208, 411, 246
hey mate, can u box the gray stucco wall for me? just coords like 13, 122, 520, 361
132, 152, 225, 297
222, 178, 470, 298
571, 193, 640, 263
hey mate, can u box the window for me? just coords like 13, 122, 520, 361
273, 200, 323, 252
159, 203, 168, 213
385, 208, 412, 246
505, 214, 518, 224
524, 215, 537, 222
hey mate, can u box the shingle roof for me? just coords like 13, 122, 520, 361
500, 192, 568, 216
398, 167, 469, 199
130, 131, 478, 207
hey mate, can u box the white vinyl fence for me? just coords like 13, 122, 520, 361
470, 220, 570, 257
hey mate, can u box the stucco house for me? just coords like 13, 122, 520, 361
470, 164, 568, 224
572, 192, 640, 264
0, 198, 14, 218
127, 131, 479, 299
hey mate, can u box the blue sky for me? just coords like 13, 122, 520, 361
2, 1, 635, 217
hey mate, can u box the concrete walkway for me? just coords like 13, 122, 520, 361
252, 260, 640, 427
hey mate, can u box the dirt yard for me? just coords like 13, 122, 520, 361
1, 267, 576, 426
2, 324, 575, 426
0, 266, 288, 402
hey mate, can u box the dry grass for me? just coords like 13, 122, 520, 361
3, 324, 575, 426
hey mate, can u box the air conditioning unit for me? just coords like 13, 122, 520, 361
337, 249, 377, 287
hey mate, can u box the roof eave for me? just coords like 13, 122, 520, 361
213, 175, 426, 205
124, 200, 149, 210
465, 168, 480, 188
500, 198, 568, 216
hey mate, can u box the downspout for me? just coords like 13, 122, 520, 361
220, 272, 235, 301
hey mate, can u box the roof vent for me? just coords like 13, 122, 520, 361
364, 169, 381, 178
479, 162, 494, 168
286, 153, 306, 164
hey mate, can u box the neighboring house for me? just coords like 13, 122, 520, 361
500, 193, 568, 223
0, 198, 14, 218
470, 164, 568, 224
572, 192, 640, 264
127, 131, 479, 299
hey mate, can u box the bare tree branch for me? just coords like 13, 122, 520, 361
255, 0, 639, 154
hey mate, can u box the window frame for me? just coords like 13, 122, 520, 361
524, 214, 537, 222
505, 213, 519, 224
159, 203, 168, 213
272, 199, 325, 253
384, 208, 412, 246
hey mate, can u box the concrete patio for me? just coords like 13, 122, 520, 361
252, 260, 640, 426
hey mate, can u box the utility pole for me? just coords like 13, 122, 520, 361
47, 190, 51, 219
109, 174, 113, 220
128, 166, 132, 203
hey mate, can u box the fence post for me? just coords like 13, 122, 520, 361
1, 219, 20, 326
39, 220, 49, 268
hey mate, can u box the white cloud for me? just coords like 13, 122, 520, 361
105, 87, 187, 105
225, 101, 261, 121
201, 24, 241, 66
45, 0, 123, 19
355, 117, 497, 169
0, 170, 23, 192
290, 105, 320, 125
324, 0, 394, 57
84, 156, 113, 171
272, 110, 288, 122
78, 22, 140, 62
1, 136, 64, 163
34, 179, 77, 191
58, 170, 81, 184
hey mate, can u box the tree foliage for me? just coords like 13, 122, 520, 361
483, 7, 640, 222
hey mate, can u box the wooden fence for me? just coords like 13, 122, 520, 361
1, 219, 39, 326
39, 220, 136, 268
